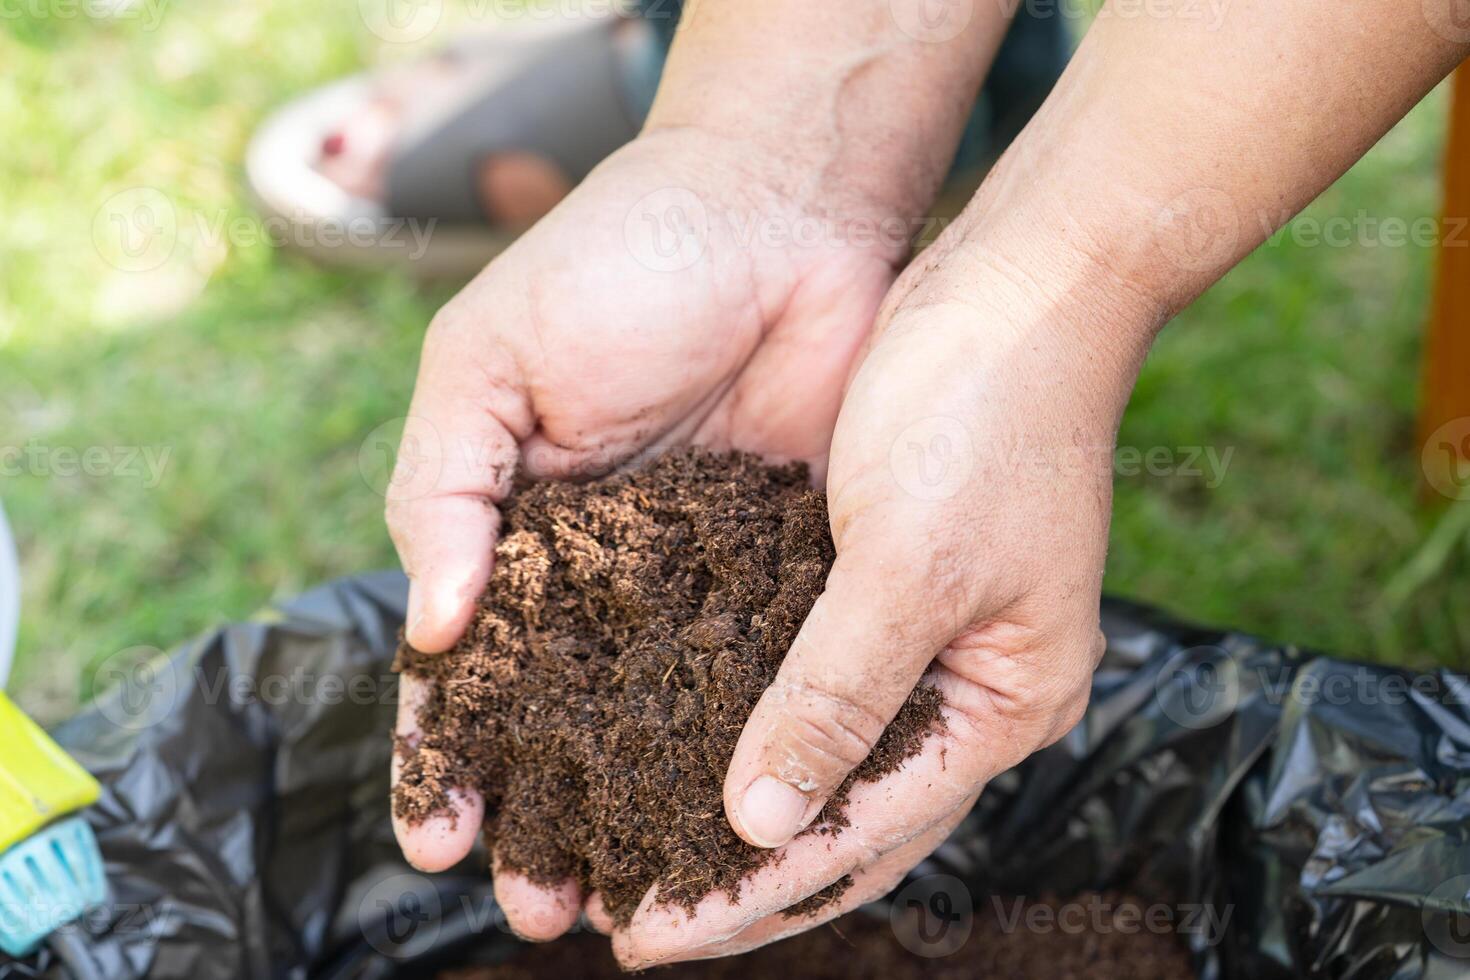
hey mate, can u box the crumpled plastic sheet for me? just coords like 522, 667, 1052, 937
2, 572, 1468, 979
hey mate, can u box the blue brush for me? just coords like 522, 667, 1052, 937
0, 689, 107, 959
0, 815, 107, 958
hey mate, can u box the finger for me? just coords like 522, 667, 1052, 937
492, 856, 582, 943
583, 891, 615, 936
386, 314, 534, 653
623, 810, 969, 969
391, 673, 484, 871
623, 711, 973, 965
930, 625, 1101, 773
519, 430, 660, 484
723, 554, 951, 849
394, 494, 504, 654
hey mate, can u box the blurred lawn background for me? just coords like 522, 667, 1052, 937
2, 2, 1467, 721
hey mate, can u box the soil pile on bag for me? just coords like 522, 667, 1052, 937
393, 449, 944, 926
439, 893, 1194, 979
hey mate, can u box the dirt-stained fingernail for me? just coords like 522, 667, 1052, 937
737, 775, 808, 848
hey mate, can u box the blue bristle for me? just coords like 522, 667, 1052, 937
0, 817, 107, 958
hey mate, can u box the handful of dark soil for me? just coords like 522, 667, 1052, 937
392, 449, 944, 925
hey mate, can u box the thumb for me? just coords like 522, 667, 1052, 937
723, 554, 946, 849
386, 314, 534, 653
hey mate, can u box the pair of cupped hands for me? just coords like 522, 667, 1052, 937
387, 129, 1144, 968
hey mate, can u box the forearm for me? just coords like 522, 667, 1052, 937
924, 0, 1469, 339
642, 1, 1011, 219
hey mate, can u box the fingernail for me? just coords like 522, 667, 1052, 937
738, 775, 809, 848
406, 584, 426, 646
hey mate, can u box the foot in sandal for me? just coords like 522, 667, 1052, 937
246, 14, 661, 276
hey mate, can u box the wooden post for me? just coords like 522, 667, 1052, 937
1421, 65, 1470, 501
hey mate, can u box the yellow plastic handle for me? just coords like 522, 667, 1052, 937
0, 692, 100, 853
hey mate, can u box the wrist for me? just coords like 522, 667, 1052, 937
879, 213, 1167, 417
637, 111, 921, 216
624, 125, 923, 271
640, 2, 1003, 229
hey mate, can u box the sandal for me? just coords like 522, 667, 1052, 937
246, 15, 658, 277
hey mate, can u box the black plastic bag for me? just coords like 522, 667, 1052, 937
3, 572, 1468, 979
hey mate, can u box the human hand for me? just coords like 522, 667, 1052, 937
386, 128, 908, 937
613, 234, 1162, 967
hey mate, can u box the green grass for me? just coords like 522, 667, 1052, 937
2, 3, 1467, 722
1, 2, 457, 716
1111, 94, 1470, 665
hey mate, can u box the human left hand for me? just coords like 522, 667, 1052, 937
614, 236, 1159, 968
